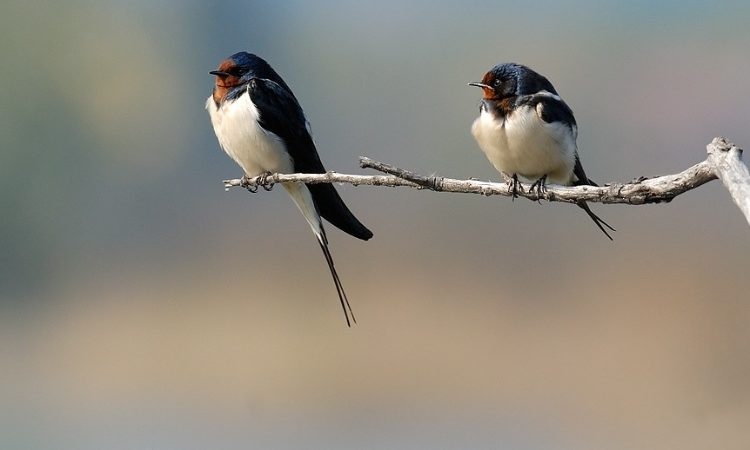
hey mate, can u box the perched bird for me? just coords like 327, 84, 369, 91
206, 52, 372, 326
469, 63, 615, 239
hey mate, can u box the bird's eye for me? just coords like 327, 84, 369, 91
226, 67, 246, 77
494, 79, 502, 86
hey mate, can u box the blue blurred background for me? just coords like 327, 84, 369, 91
2, 1, 750, 449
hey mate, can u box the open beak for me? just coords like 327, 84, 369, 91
209, 70, 230, 77
468, 82, 491, 89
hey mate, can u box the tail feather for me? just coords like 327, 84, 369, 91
577, 201, 615, 240
283, 183, 357, 326
317, 230, 356, 327
308, 183, 373, 241
571, 159, 615, 240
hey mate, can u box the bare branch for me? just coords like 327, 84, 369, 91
358, 157, 719, 205
222, 137, 749, 224
223, 172, 421, 190
706, 137, 750, 225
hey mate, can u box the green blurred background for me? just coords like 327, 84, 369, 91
2, 1, 749, 448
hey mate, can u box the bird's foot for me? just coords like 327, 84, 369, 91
507, 173, 523, 200
529, 175, 548, 204
258, 171, 275, 191
240, 174, 259, 193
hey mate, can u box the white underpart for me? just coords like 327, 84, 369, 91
207, 90, 323, 237
471, 92, 578, 184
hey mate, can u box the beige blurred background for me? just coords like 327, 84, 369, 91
2, 1, 749, 449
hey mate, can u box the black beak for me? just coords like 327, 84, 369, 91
468, 82, 491, 89
209, 70, 230, 77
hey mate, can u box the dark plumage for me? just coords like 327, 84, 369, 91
246, 76, 373, 241
207, 52, 371, 326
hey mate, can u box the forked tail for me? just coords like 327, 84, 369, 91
577, 201, 615, 240
284, 182, 357, 326
572, 157, 616, 240
316, 229, 356, 326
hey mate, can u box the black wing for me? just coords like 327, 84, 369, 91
521, 93, 577, 128
249, 78, 372, 240
572, 153, 593, 186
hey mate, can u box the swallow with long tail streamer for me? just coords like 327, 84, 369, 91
207, 52, 372, 325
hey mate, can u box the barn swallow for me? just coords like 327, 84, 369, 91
207, 52, 372, 326
469, 63, 615, 239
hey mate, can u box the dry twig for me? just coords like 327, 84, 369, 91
223, 137, 749, 226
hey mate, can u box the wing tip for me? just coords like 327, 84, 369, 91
357, 228, 374, 241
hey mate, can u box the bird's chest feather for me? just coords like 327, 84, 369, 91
206, 91, 293, 176
471, 106, 576, 183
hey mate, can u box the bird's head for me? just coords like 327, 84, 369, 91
209, 53, 252, 104
210, 52, 292, 105
210, 52, 260, 91
469, 63, 556, 100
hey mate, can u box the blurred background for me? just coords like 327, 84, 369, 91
2, 1, 750, 448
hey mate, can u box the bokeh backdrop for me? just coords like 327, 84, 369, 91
2, 1, 750, 449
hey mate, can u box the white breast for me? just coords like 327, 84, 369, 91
206, 89, 324, 238
206, 89, 294, 177
471, 103, 577, 184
